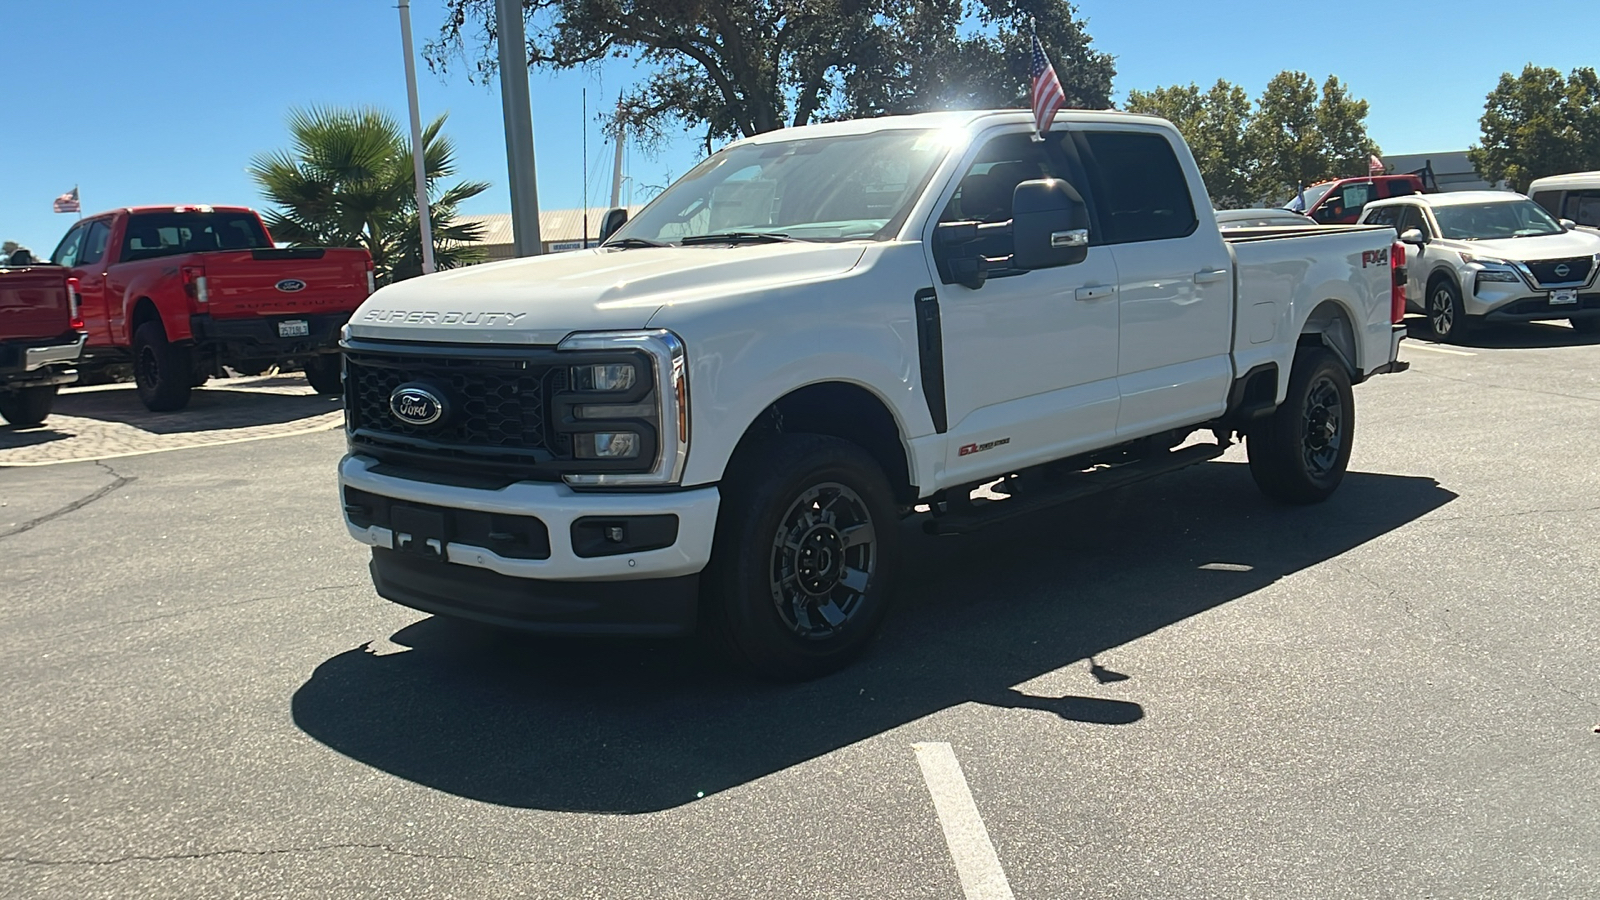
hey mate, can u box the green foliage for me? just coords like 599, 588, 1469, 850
1128, 71, 1379, 207
248, 106, 489, 284
1468, 65, 1600, 192
428, 0, 1114, 145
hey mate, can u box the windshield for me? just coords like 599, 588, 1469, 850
1289, 183, 1336, 212
121, 211, 272, 262
611, 130, 954, 244
1431, 200, 1565, 240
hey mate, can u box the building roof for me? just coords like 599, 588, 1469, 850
460, 206, 648, 246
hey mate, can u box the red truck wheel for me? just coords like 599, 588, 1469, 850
0, 385, 58, 427
302, 355, 343, 395
132, 322, 194, 412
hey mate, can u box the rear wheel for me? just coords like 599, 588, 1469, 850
1247, 347, 1355, 505
302, 354, 343, 395
0, 385, 59, 427
132, 322, 193, 412
1570, 317, 1600, 335
704, 434, 901, 680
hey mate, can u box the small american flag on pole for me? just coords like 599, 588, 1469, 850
1030, 32, 1066, 137
53, 186, 80, 214
1368, 154, 1384, 175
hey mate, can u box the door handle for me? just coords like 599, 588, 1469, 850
1074, 285, 1116, 301
1194, 268, 1230, 284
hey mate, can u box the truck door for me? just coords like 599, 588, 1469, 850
928, 128, 1121, 484
73, 219, 114, 345
1075, 128, 1234, 438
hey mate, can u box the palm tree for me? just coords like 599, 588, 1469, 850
249, 106, 489, 284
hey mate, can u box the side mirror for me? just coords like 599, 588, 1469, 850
1399, 228, 1428, 245
598, 207, 629, 243
1560, 218, 1578, 230
1011, 178, 1090, 270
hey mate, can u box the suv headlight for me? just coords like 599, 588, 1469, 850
555, 329, 688, 487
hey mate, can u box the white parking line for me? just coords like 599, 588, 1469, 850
1403, 342, 1477, 356
913, 742, 1016, 900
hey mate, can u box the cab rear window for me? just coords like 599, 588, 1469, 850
120, 212, 271, 262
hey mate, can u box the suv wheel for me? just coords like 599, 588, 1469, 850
132, 321, 194, 412
705, 434, 901, 680
1247, 347, 1355, 504
1427, 280, 1475, 343
303, 355, 343, 395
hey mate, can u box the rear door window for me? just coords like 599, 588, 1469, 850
1561, 190, 1600, 227
1078, 130, 1197, 243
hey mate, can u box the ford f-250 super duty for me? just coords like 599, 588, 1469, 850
50, 206, 373, 411
337, 110, 1409, 679
0, 262, 85, 426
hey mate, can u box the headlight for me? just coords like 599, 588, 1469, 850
1458, 252, 1510, 266
555, 330, 689, 487
1475, 269, 1521, 283
572, 363, 637, 392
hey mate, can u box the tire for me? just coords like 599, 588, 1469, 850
303, 354, 344, 395
230, 361, 268, 377
1246, 347, 1355, 505
1426, 279, 1475, 343
704, 434, 901, 680
1570, 317, 1600, 335
132, 321, 194, 412
0, 385, 58, 427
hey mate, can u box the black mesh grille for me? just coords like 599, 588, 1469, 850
1525, 257, 1593, 287
344, 348, 570, 478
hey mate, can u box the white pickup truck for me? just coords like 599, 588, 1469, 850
337, 109, 1408, 679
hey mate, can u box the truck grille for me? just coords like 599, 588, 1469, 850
344, 348, 570, 479
1524, 257, 1593, 288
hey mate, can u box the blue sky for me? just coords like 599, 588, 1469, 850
2, 0, 1592, 253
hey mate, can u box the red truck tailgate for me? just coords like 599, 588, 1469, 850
199, 248, 369, 318
0, 266, 74, 341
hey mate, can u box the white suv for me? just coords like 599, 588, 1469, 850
1359, 191, 1600, 340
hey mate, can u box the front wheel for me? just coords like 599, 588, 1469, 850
1426, 280, 1475, 343
132, 322, 193, 412
302, 354, 343, 395
1247, 348, 1355, 505
0, 385, 59, 427
705, 434, 901, 680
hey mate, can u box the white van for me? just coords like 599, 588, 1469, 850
1529, 172, 1600, 234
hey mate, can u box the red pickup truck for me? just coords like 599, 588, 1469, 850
1289, 174, 1430, 225
50, 206, 373, 411
0, 262, 86, 426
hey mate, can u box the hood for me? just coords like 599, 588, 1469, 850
1444, 229, 1600, 264
346, 242, 869, 345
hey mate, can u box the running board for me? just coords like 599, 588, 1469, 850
924, 442, 1228, 536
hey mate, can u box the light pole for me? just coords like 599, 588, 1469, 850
397, 0, 435, 274
496, 0, 543, 256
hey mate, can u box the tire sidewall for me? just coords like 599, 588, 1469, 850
132, 322, 192, 411
710, 436, 900, 679
1284, 351, 1355, 496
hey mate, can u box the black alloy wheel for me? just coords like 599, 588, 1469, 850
769, 482, 878, 640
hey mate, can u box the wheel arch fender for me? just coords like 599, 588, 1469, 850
1297, 298, 1363, 382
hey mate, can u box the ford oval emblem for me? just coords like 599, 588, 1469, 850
1554, 263, 1571, 279
389, 384, 446, 427
276, 278, 307, 293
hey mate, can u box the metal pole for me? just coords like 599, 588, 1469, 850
610, 97, 625, 208
496, 0, 542, 256
397, 0, 435, 274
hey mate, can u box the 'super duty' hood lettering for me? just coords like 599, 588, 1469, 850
361, 309, 527, 326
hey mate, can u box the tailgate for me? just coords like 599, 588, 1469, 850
199, 248, 369, 318
0, 266, 73, 341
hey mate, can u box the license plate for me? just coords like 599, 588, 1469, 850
278, 319, 310, 337
1551, 289, 1578, 306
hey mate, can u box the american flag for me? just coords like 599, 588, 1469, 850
1368, 154, 1384, 175
1030, 33, 1066, 136
53, 187, 80, 214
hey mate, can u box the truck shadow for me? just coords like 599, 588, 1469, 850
291, 461, 1454, 814
1404, 318, 1600, 349
53, 378, 338, 434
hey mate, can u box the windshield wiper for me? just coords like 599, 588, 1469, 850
603, 237, 669, 249
679, 231, 802, 245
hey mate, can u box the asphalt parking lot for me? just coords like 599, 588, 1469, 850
2, 322, 1598, 899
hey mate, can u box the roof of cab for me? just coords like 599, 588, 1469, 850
723, 108, 1172, 147
1527, 171, 1600, 191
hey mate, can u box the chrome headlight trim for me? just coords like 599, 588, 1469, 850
557, 329, 689, 487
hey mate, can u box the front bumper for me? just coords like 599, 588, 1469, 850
340, 453, 719, 632
1478, 292, 1600, 322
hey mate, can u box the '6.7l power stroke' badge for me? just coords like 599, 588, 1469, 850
389, 383, 447, 427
